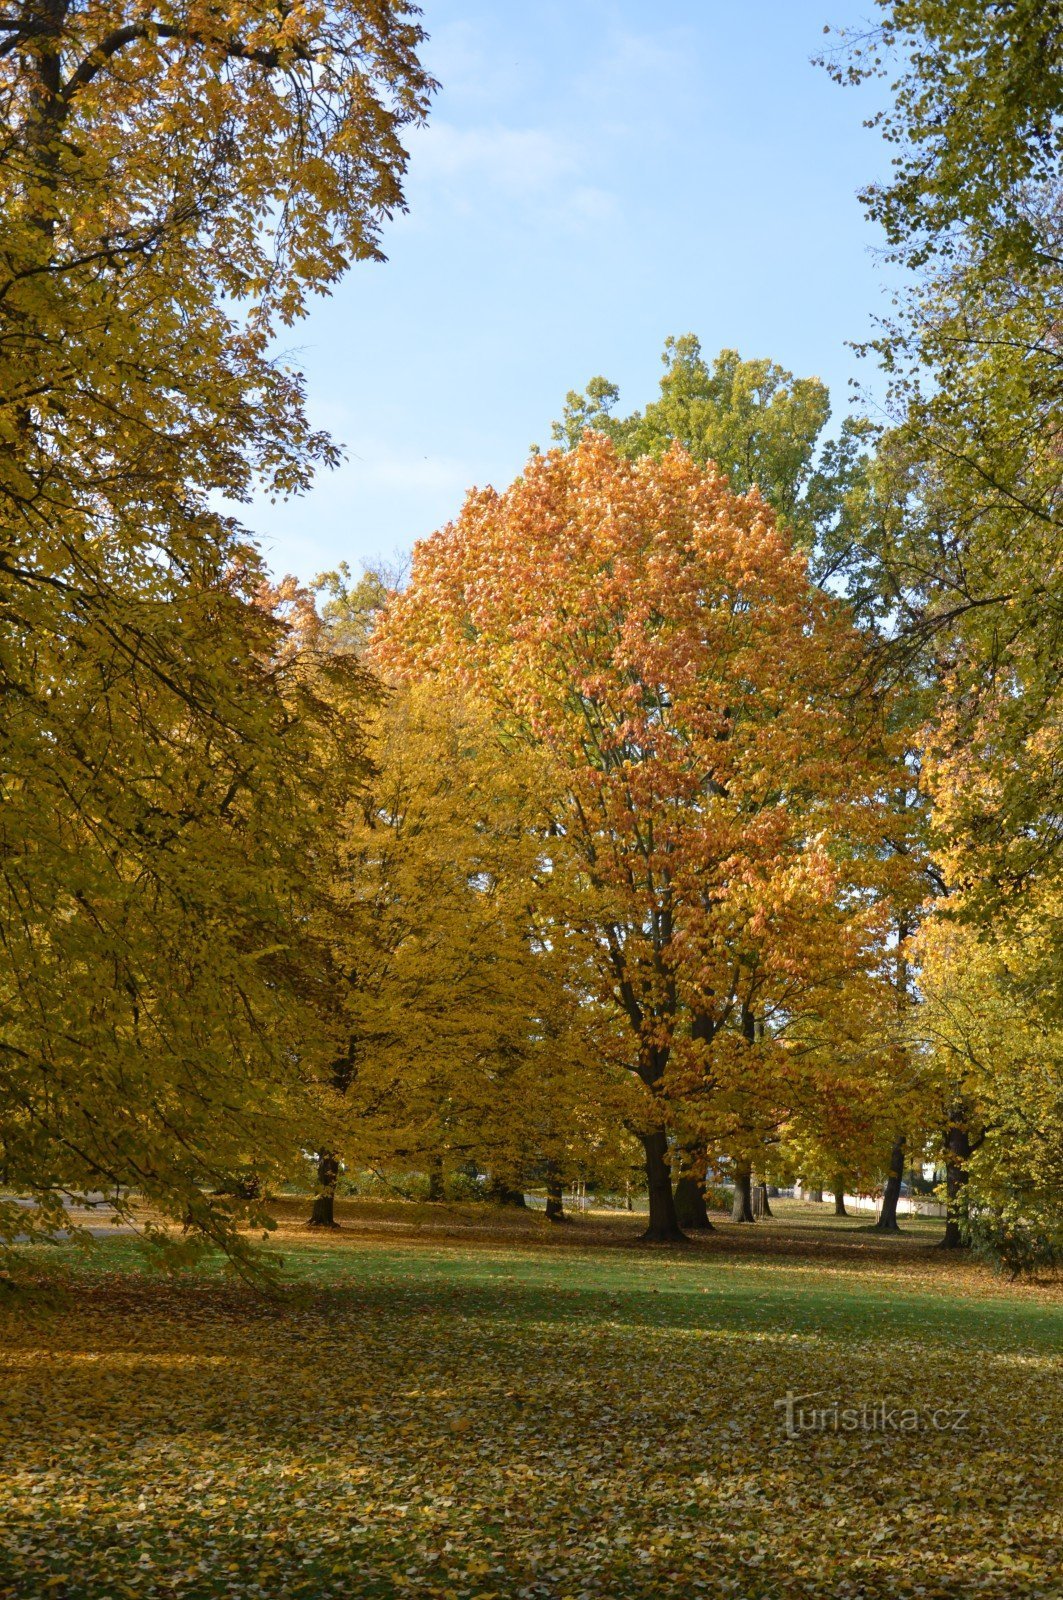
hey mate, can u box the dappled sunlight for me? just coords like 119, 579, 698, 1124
0, 1230, 1058, 1598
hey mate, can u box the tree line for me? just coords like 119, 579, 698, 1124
1, 1, 1059, 1272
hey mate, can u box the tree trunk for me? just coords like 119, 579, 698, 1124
753, 1181, 773, 1218
426, 1155, 444, 1202
874, 1135, 905, 1232
833, 1176, 848, 1217
639, 1130, 686, 1242
807, 1186, 824, 1203
731, 1163, 755, 1223
941, 1112, 972, 1249
545, 1169, 568, 1223
673, 1174, 713, 1230
488, 1178, 527, 1208
308, 1152, 340, 1228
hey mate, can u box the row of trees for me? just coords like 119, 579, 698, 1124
2, 2, 1059, 1268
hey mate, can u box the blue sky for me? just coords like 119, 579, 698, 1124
251, 0, 894, 582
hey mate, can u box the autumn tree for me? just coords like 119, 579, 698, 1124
779, 950, 933, 1226
917, 907, 1063, 1271
824, 1, 1063, 883
827, 3, 1063, 1226
0, 3, 432, 1253
376, 436, 904, 1240
552, 336, 873, 586
312, 676, 636, 1222
819, 0, 1062, 279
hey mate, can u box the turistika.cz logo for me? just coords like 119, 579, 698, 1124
774, 1391, 970, 1439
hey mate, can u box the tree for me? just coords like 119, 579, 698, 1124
825, 7, 1063, 905
0, 3, 432, 1254
552, 336, 873, 586
318, 678, 636, 1215
819, 0, 1063, 278
0, 565, 374, 1258
918, 906, 1063, 1272
376, 436, 903, 1240
827, 5, 1063, 1252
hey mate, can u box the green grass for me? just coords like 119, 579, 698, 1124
1, 1202, 1059, 1599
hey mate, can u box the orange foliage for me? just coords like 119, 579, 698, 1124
376, 437, 906, 1221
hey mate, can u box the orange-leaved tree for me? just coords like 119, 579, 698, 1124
376, 435, 903, 1239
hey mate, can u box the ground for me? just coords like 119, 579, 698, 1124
1, 1200, 1059, 1600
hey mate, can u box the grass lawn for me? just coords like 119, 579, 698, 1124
1, 1200, 1059, 1599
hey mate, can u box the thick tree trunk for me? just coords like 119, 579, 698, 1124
874, 1135, 905, 1232
426, 1155, 444, 1202
673, 1174, 713, 1230
941, 1113, 972, 1249
639, 1131, 686, 1242
308, 1152, 340, 1228
833, 1177, 848, 1217
807, 1186, 824, 1203
545, 1169, 568, 1223
753, 1181, 773, 1218
488, 1178, 527, 1208
731, 1163, 755, 1223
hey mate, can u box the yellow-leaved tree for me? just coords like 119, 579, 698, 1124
917, 905, 1063, 1271
309, 678, 638, 1224
0, 4, 432, 1255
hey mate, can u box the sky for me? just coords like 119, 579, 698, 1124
248, 0, 895, 583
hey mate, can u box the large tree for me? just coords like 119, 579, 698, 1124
314, 678, 635, 1220
0, 3, 432, 1253
377, 436, 902, 1240
826, 3, 1063, 1225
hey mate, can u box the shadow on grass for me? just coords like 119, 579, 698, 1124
1, 1237, 1059, 1600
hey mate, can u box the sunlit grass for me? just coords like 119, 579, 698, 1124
1, 1205, 1059, 1599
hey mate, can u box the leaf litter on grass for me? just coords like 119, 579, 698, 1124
0, 1222, 1059, 1600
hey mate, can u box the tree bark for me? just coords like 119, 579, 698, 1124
833, 1176, 848, 1217
874, 1135, 905, 1232
308, 1152, 340, 1228
426, 1155, 444, 1202
308, 1041, 357, 1228
639, 1130, 686, 1242
941, 1111, 972, 1249
545, 1169, 568, 1223
753, 1181, 773, 1218
731, 1162, 755, 1223
673, 1173, 713, 1230
807, 1186, 824, 1203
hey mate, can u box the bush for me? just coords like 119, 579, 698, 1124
964, 1207, 1063, 1279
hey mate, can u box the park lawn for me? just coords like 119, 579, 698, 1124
0, 1205, 1059, 1600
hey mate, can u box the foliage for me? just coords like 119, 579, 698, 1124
880, 260, 1063, 945
0, 2, 431, 1252
324, 678, 637, 1192
819, 0, 1063, 275
828, 5, 1063, 1222
376, 436, 911, 1227
0, 558, 374, 1258
552, 335, 873, 583
965, 1211, 1062, 1280
918, 911, 1063, 1271
826, 8, 1063, 867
